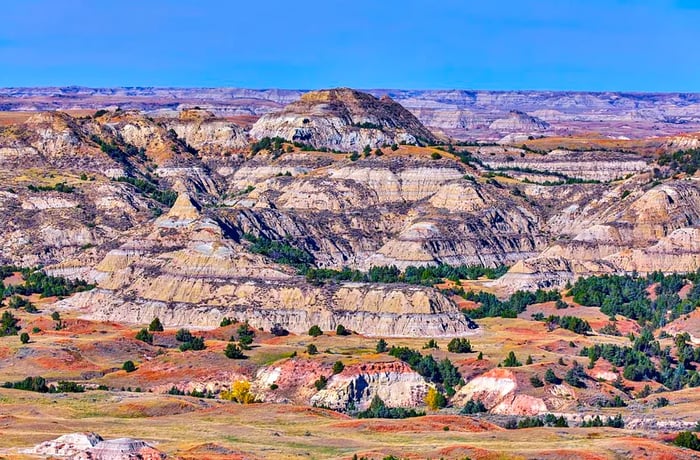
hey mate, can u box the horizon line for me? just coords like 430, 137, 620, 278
2, 85, 700, 96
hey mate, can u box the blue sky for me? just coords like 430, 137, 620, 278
1, 0, 699, 91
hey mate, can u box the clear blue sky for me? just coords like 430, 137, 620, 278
2, 0, 699, 91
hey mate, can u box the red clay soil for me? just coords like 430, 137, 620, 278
678, 283, 694, 300
529, 450, 609, 460
333, 415, 502, 433
177, 443, 261, 460
281, 404, 351, 420
2, 273, 25, 286
437, 445, 527, 460
452, 296, 479, 311
607, 436, 696, 460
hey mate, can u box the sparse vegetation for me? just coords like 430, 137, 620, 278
502, 351, 522, 367
314, 375, 328, 390
135, 328, 153, 344
27, 182, 75, 193
149, 317, 164, 332
424, 387, 447, 410
224, 343, 247, 359
356, 395, 424, 419
243, 234, 315, 271
0, 311, 20, 336
461, 398, 487, 414
305, 263, 509, 286
220, 380, 257, 404
447, 338, 472, 353
673, 431, 700, 451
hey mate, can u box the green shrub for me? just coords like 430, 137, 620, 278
179, 336, 205, 351
135, 328, 153, 344
148, 317, 164, 332
674, 431, 700, 451
332, 361, 345, 374
447, 338, 472, 353
376, 339, 388, 353
544, 368, 561, 384
357, 395, 424, 419
19, 333, 29, 344
565, 361, 587, 388
175, 328, 193, 342
308, 325, 323, 337
224, 343, 247, 359
237, 323, 255, 348
123, 361, 136, 373
0, 311, 20, 336
461, 398, 487, 414
3, 376, 49, 393
314, 375, 328, 390
220, 317, 233, 327
502, 351, 521, 367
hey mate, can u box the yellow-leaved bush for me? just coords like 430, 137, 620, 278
221, 380, 257, 404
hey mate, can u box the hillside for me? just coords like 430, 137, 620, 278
1, 89, 700, 459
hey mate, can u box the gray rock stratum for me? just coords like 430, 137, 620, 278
250, 88, 438, 150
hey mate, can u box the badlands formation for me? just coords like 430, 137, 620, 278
0, 88, 699, 459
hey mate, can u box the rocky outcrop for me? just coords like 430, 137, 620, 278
605, 227, 700, 273
475, 148, 649, 182
166, 110, 248, 154
25, 433, 166, 460
250, 88, 438, 150
489, 110, 549, 133
6, 87, 700, 140
76, 438, 166, 460
452, 368, 548, 416
26, 432, 103, 457
310, 361, 430, 410
59, 190, 476, 337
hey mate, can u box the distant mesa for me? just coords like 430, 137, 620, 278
250, 88, 439, 150
489, 110, 550, 133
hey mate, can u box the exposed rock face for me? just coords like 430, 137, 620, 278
489, 110, 549, 133
166, 110, 248, 154
3, 104, 700, 321
310, 361, 430, 410
59, 191, 476, 337
452, 368, 547, 416
494, 179, 700, 291
250, 88, 438, 150
76, 438, 166, 460
475, 148, 649, 182
27, 432, 103, 457
26, 433, 166, 460
6, 87, 700, 140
